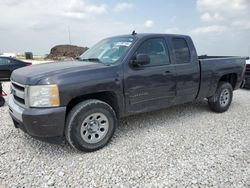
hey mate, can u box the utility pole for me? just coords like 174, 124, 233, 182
68, 25, 72, 45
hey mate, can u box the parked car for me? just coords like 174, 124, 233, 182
0, 57, 31, 107
0, 57, 32, 81
8, 33, 246, 152
244, 59, 250, 88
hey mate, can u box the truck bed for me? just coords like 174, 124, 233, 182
197, 56, 246, 100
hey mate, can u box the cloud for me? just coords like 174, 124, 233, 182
62, 3, 107, 20
200, 12, 223, 22
197, 0, 250, 16
196, 0, 250, 24
165, 27, 181, 34
191, 25, 228, 35
193, 0, 250, 35
0, 0, 112, 54
232, 20, 250, 29
0, 0, 107, 26
144, 20, 154, 28
62, 12, 89, 20
113, 2, 134, 12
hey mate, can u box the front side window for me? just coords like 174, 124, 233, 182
172, 38, 191, 64
135, 38, 170, 66
80, 37, 134, 65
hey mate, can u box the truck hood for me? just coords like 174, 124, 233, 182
11, 60, 106, 85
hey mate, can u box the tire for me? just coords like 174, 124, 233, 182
0, 97, 5, 107
208, 82, 233, 113
65, 99, 117, 152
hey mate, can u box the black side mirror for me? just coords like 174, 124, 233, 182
131, 54, 150, 67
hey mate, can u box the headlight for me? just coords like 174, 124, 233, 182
28, 85, 60, 107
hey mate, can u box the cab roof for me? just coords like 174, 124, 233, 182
109, 33, 190, 40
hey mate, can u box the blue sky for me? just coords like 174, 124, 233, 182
0, 0, 249, 56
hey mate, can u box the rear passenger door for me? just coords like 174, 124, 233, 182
171, 37, 200, 103
124, 37, 176, 113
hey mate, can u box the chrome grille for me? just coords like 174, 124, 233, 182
11, 81, 26, 107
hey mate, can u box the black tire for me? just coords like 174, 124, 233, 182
0, 97, 5, 107
65, 99, 117, 152
208, 82, 233, 113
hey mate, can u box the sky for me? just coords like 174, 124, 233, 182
0, 0, 250, 56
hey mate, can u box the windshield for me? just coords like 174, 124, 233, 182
80, 37, 134, 64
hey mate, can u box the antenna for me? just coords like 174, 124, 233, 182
68, 25, 72, 45
132, 30, 137, 35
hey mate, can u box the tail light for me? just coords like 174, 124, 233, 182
243, 63, 246, 75
242, 57, 249, 76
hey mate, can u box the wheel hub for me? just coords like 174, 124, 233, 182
220, 88, 230, 107
88, 120, 99, 133
80, 113, 109, 144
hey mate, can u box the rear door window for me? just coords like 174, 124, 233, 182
172, 38, 191, 64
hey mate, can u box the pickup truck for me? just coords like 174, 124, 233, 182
8, 33, 246, 152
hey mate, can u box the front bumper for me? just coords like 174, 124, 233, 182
8, 95, 66, 138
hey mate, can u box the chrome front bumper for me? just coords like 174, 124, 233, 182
8, 94, 67, 138
8, 94, 24, 122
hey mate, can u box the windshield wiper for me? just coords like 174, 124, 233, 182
81, 58, 101, 63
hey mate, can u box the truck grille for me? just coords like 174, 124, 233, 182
246, 64, 250, 76
11, 81, 26, 107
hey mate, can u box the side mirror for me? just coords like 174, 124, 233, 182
131, 54, 150, 67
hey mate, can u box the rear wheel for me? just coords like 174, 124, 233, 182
0, 97, 5, 107
208, 82, 233, 113
65, 99, 117, 152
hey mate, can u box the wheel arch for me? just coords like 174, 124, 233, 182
66, 91, 121, 118
218, 73, 237, 90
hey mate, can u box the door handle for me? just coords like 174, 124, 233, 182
114, 78, 120, 84
163, 70, 171, 75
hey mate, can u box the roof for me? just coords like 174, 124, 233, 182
106, 33, 189, 40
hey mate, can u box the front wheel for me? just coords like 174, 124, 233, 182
208, 82, 233, 113
65, 99, 117, 152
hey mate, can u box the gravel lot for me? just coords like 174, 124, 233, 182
0, 82, 250, 187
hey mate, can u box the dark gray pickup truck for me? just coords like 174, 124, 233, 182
8, 33, 246, 152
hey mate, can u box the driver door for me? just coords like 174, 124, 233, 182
124, 37, 176, 113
